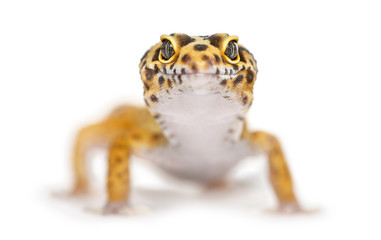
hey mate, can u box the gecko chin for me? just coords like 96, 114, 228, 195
175, 73, 235, 95
148, 68, 248, 119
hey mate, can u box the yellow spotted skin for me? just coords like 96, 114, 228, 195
68, 34, 302, 214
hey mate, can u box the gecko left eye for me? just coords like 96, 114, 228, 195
224, 41, 238, 61
160, 39, 175, 61
159, 35, 178, 63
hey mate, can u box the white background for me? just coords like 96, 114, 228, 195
1, 0, 380, 239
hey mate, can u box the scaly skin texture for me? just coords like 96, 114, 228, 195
141, 34, 257, 110
69, 33, 301, 214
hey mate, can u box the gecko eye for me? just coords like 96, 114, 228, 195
224, 41, 238, 61
160, 39, 175, 61
221, 36, 240, 64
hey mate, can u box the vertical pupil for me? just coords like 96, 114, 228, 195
161, 39, 175, 60
225, 41, 238, 60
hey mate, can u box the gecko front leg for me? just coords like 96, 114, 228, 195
245, 131, 304, 213
68, 106, 166, 214
101, 129, 164, 215
103, 135, 131, 213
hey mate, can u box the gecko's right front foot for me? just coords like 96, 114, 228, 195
264, 201, 319, 215
68, 182, 90, 196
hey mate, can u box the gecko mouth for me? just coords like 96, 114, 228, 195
160, 72, 237, 78
145, 65, 242, 78
143, 66, 247, 96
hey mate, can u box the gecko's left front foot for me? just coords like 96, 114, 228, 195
86, 201, 151, 216
51, 184, 92, 200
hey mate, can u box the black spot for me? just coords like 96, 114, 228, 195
162, 66, 167, 74
191, 64, 198, 72
238, 48, 246, 63
158, 76, 165, 86
233, 75, 243, 86
167, 79, 173, 88
220, 79, 227, 86
177, 34, 196, 47
194, 44, 208, 51
140, 50, 149, 63
232, 64, 239, 70
237, 116, 245, 121
230, 69, 233, 75
152, 48, 160, 61
181, 54, 189, 63
170, 58, 177, 69
150, 94, 158, 102
241, 94, 248, 105
214, 54, 221, 63
152, 133, 162, 140
200, 35, 210, 40
241, 66, 246, 70
173, 69, 177, 74
154, 64, 159, 72
144, 82, 149, 91
132, 133, 141, 140
209, 34, 222, 48
249, 59, 254, 67
181, 68, 186, 74
178, 75, 183, 84
224, 68, 228, 75
246, 71, 254, 83
216, 68, 220, 74
202, 55, 209, 61
145, 69, 154, 81
115, 156, 122, 163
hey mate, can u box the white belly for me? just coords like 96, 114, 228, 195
142, 140, 253, 183
140, 76, 255, 183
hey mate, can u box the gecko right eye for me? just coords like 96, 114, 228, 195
160, 39, 175, 60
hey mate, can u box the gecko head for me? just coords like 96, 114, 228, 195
139, 34, 258, 112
